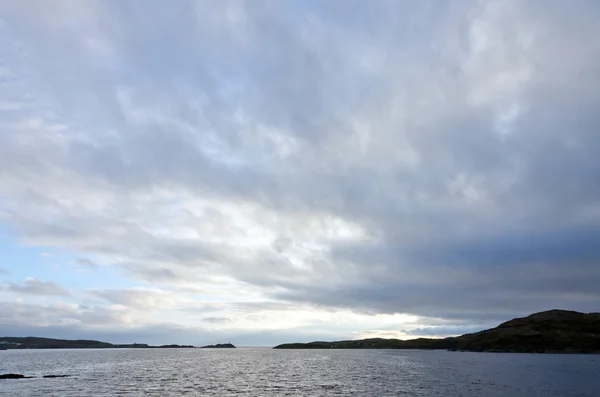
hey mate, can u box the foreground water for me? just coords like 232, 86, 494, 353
1, 348, 598, 396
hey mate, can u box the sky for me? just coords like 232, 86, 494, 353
1, 0, 599, 346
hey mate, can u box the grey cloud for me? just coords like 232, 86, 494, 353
2, 278, 70, 297
1, 0, 600, 335
176, 300, 298, 317
87, 288, 172, 310
0, 300, 133, 335
126, 266, 180, 283
405, 326, 485, 338
75, 258, 98, 268
202, 316, 231, 324
405, 225, 600, 268
0, 268, 11, 276
277, 272, 600, 324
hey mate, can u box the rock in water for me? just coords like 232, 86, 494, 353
0, 374, 33, 379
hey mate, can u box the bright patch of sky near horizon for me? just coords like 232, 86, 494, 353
1, 0, 600, 346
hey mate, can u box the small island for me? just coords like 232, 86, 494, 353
200, 343, 236, 348
274, 310, 600, 353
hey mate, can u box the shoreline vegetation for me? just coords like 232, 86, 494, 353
274, 310, 600, 353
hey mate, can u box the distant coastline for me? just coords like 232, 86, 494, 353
0, 337, 194, 350
274, 310, 600, 353
200, 343, 236, 348
4, 310, 599, 353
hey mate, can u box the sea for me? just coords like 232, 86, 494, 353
1, 348, 598, 396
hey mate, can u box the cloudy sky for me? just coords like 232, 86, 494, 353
1, 0, 599, 346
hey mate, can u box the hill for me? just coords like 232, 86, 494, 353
274, 337, 452, 350
453, 309, 600, 353
273, 310, 600, 353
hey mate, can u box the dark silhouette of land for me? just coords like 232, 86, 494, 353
1, 374, 34, 379
0, 337, 194, 349
274, 310, 600, 353
1, 373, 71, 380
200, 343, 236, 348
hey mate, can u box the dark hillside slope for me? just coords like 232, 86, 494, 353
274, 310, 600, 353
453, 310, 600, 352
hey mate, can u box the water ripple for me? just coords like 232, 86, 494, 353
1, 349, 599, 396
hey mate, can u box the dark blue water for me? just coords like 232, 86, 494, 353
1, 348, 598, 396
